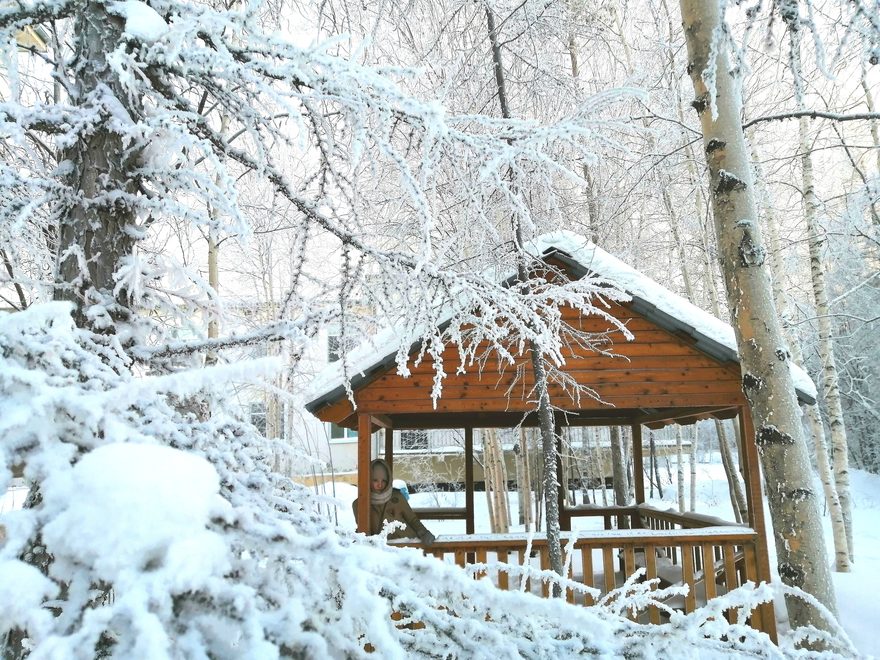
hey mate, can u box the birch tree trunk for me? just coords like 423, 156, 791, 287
567, 32, 600, 243
858, 70, 880, 226
610, 426, 630, 514
755, 136, 851, 571
676, 426, 686, 512
679, 0, 838, 628
716, 420, 745, 523
523, 429, 534, 531
649, 431, 661, 499
483, 432, 497, 533
799, 118, 855, 561
690, 425, 698, 513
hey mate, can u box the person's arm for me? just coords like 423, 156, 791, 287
352, 499, 361, 530
399, 498, 435, 545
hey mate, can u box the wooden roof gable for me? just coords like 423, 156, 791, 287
305, 232, 817, 427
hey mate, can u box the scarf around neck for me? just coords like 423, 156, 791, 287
369, 458, 394, 506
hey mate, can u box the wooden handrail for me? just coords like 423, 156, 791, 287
636, 505, 743, 529
411, 507, 467, 520
562, 504, 742, 531
395, 527, 757, 550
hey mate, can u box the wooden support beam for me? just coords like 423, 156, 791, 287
465, 427, 475, 535
384, 426, 394, 469
357, 413, 372, 534
632, 424, 645, 505
371, 414, 393, 429
637, 406, 737, 427
738, 406, 778, 643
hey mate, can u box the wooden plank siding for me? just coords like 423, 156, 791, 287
315, 301, 745, 424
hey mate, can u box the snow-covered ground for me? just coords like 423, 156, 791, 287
320, 460, 880, 658
4, 460, 878, 656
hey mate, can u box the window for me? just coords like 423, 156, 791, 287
327, 334, 341, 363
329, 422, 357, 441
401, 430, 428, 451
249, 402, 267, 435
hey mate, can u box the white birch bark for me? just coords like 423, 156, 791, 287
676, 425, 686, 512
755, 137, 851, 572
716, 420, 746, 524
679, 0, 838, 627
801, 117, 854, 560
610, 426, 630, 512
859, 70, 880, 226
522, 429, 533, 531
689, 425, 698, 513
672, 58, 752, 521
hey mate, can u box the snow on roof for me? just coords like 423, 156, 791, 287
304, 230, 817, 411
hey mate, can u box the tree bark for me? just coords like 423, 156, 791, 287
799, 117, 855, 561
679, 0, 838, 628
753, 128, 852, 571
716, 420, 747, 524
689, 425, 698, 513
610, 426, 630, 516
485, 3, 562, 581
53, 2, 140, 332
676, 425, 686, 512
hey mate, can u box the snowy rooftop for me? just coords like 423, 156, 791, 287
304, 231, 817, 411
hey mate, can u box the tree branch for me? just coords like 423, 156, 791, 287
743, 110, 880, 130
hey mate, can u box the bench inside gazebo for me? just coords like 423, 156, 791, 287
305, 232, 817, 640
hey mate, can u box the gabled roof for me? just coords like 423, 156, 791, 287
304, 231, 817, 413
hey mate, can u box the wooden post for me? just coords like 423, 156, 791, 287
465, 426, 475, 534
631, 423, 645, 505
738, 406, 778, 643
357, 414, 372, 534
384, 426, 394, 469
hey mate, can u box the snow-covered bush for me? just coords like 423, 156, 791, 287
0, 303, 859, 658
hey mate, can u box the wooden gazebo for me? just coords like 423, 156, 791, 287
305, 232, 816, 638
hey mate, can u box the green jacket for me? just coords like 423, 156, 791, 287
353, 489, 434, 544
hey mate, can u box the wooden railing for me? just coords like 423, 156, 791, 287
394, 524, 774, 636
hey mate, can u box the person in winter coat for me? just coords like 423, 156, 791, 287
353, 458, 435, 545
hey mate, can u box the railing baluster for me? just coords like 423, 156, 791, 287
682, 543, 696, 613
622, 545, 638, 620
645, 544, 660, 625
540, 547, 550, 598
581, 546, 594, 606
702, 543, 717, 601
603, 546, 616, 595
476, 548, 488, 580
742, 542, 764, 632
722, 543, 738, 594
497, 549, 509, 591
